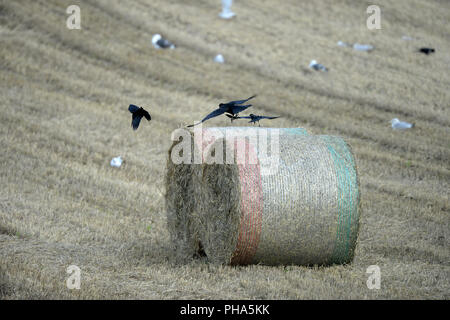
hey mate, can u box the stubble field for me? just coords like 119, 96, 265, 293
0, 0, 449, 299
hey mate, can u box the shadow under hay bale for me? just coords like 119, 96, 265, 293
165, 127, 361, 266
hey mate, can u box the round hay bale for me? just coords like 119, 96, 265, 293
165, 127, 360, 266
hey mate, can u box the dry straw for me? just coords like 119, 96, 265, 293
165, 127, 361, 266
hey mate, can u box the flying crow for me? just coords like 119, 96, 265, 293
128, 104, 151, 130
187, 104, 252, 127
228, 113, 280, 126
218, 95, 257, 109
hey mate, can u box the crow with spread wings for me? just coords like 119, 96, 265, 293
128, 104, 151, 130
187, 95, 256, 127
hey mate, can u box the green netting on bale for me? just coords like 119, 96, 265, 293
319, 136, 360, 264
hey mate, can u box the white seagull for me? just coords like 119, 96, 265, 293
219, 0, 236, 19
214, 54, 225, 63
110, 156, 123, 168
152, 34, 175, 49
391, 118, 415, 130
353, 43, 374, 52
309, 60, 328, 72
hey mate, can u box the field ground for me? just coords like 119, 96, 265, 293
0, 0, 449, 299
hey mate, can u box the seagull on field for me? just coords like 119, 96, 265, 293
152, 34, 175, 49
309, 60, 328, 72
391, 118, 415, 130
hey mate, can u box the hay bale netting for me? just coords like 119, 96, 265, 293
165, 127, 361, 266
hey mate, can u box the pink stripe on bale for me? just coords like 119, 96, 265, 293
193, 128, 264, 265
230, 137, 263, 265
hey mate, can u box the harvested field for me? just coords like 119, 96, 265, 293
0, 0, 449, 299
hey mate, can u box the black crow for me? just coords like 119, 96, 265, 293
128, 104, 151, 130
419, 48, 435, 55
228, 113, 280, 126
187, 104, 252, 127
226, 114, 240, 122
219, 95, 256, 109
